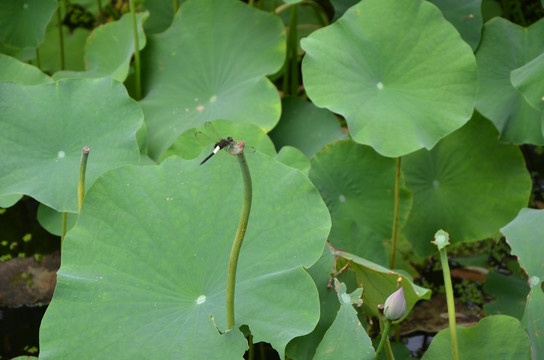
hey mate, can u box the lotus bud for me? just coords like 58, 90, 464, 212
383, 287, 406, 321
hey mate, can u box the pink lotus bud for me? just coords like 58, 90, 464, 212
384, 287, 406, 321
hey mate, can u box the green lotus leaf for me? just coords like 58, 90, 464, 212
483, 263, 529, 320
286, 247, 339, 360
0, 194, 21, 208
0, 0, 57, 48
428, 0, 483, 50
330, 0, 358, 22
475, 17, 544, 144
275, 146, 310, 174
37, 203, 78, 236
0, 53, 52, 84
511, 52, 544, 111
522, 284, 544, 359
402, 114, 532, 256
269, 97, 346, 158
0, 78, 143, 213
39, 153, 331, 359
140, 0, 285, 160
36, 25, 90, 74
501, 208, 544, 281
309, 140, 412, 266
332, 249, 431, 320
141, 0, 176, 35
301, 0, 477, 157
313, 279, 375, 360
53, 12, 148, 81
422, 315, 531, 359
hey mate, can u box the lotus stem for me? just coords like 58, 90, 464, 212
226, 147, 252, 330
78, 146, 90, 212
433, 230, 459, 360
128, 0, 141, 100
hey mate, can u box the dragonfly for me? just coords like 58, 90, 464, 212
199, 136, 234, 165
196, 121, 254, 165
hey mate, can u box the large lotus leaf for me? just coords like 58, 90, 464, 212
39, 153, 331, 359
313, 279, 375, 360
522, 284, 544, 359
0, 194, 21, 208
422, 315, 531, 359
53, 12, 148, 81
501, 208, 544, 358
35, 26, 90, 74
501, 208, 544, 280
402, 113, 531, 256
511, 52, 544, 111
37, 203, 78, 236
330, 0, 358, 22
483, 265, 530, 320
0, 0, 56, 48
141, 0, 176, 35
332, 0, 483, 50
427, 0, 482, 51
0, 53, 52, 84
301, 0, 477, 157
332, 249, 431, 319
286, 246, 340, 360
309, 140, 412, 266
269, 97, 346, 158
275, 146, 310, 174
475, 17, 544, 145
140, 0, 285, 160
0, 78, 142, 213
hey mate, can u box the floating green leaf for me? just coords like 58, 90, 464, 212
0, 53, 52, 84
36, 26, 90, 74
275, 146, 310, 174
310, 140, 412, 266
475, 17, 544, 144
269, 97, 346, 158
422, 315, 531, 359
428, 0, 483, 50
402, 114, 531, 256
333, 249, 431, 320
313, 279, 375, 360
0, 194, 21, 208
53, 12, 148, 81
0, 0, 57, 48
286, 247, 339, 360
39, 153, 331, 359
511, 52, 544, 111
140, 0, 285, 159
301, 0, 477, 157
501, 208, 544, 358
0, 78, 143, 212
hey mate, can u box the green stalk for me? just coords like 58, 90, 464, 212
128, 0, 142, 100
173, 0, 179, 13
282, 4, 299, 96
375, 317, 392, 360
35, 48, 41, 69
78, 147, 90, 212
247, 333, 254, 360
61, 212, 67, 246
433, 230, 459, 360
226, 151, 253, 330
288, 4, 299, 96
56, 1, 65, 70
389, 157, 401, 269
